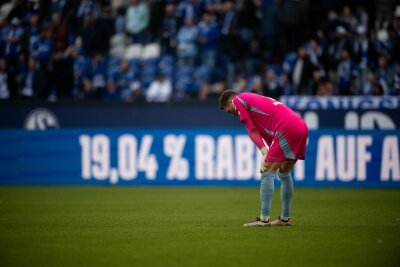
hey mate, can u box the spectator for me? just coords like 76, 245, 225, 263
353, 25, 377, 91
232, 76, 248, 93
72, 48, 88, 98
22, 14, 40, 56
375, 56, 394, 95
81, 52, 107, 99
307, 38, 323, 69
77, 0, 100, 19
93, 6, 114, 54
197, 12, 220, 69
0, 59, 9, 99
0, 17, 8, 58
291, 46, 314, 94
243, 33, 264, 78
321, 10, 342, 38
148, 0, 165, 42
337, 48, 358, 95
106, 59, 136, 101
125, 0, 150, 44
355, 4, 369, 29
160, 3, 178, 55
390, 11, 400, 63
392, 63, 400, 95
261, 0, 282, 61
20, 56, 47, 98
323, 26, 352, 80
219, 0, 241, 86
176, 17, 198, 67
31, 29, 53, 68
264, 68, 281, 98
279, 73, 295, 95
340, 5, 358, 33
4, 17, 23, 97
281, 0, 308, 52
315, 76, 334, 96
80, 14, 96, 56
237, 0, 262, 35
360, 71, 382, 95
249, 75, 263, 95
176, 0, 202, 27
0, 0, 397, 102
146, 72, 172, 102
127, 81, 146, 103
48, 12, 69, 53
52, 46, 75, 99
3, 18, 24, 60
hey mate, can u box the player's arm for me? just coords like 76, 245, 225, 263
243, 117, 268, 153
232, 96, 268, 153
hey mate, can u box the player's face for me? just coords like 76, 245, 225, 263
224, 102, 238, 116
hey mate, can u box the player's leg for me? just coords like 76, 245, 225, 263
260, 162, 281, 220
271, 160, 296, 226
271, 119, 308, 226
243, 162, 280, 227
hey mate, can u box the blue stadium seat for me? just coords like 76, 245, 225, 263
175, 66, 194, 80
160, 55, 176, 66
193, 65, 211, 83
283, 52, 297, 73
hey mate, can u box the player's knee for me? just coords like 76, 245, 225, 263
279, 166, 290, 174
279, 160, 296, 174
264, 162, 279, 173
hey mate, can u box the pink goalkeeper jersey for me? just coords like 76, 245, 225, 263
232, 92, 302, 146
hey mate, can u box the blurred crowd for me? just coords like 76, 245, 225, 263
0, 0, 400, 102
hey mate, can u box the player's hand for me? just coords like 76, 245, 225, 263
260, 147, 268, 173
260, 159, 268, 173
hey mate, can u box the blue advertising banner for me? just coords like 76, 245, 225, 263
1, 98, 399, 129
279, 96, 400, 110
0, 129, 399, 187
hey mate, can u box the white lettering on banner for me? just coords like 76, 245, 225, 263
295, 112, 318, 181
357, 136, 372, 181
316, 136, 335, 181
164, 135, 189, 180
118, 134, 138, 181
381, 136, 400, 181
235, 136, 255, 180
345, 111, 396, 129
195, 135, 260, 180
195, 135, 215, 180
344, 111, 359, 130
316, 135, 372, 182
361, 112, 396, 129
216, 135, 234, 180
79, 135, 91, 179
294, 160, 305, 181
337, 136, 356, 181
91, 135, 110, 180
79, 134, 158, 184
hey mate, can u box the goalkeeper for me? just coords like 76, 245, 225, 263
219, 91, 308, 227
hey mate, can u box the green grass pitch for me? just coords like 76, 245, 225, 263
0, 187, 399, 267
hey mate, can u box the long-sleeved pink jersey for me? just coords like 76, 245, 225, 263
232, 92, 302, 148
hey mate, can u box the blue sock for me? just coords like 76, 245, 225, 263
278, 171, 293, 218
260, 172, 275, 217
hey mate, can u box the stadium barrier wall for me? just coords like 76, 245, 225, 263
0, 129, 399, 187
0, 96, 399, 130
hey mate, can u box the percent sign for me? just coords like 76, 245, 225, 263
164, 135, 189, 180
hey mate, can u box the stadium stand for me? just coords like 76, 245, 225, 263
0, 0, 399, 102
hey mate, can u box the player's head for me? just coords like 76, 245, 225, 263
219, 90, 238, 115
